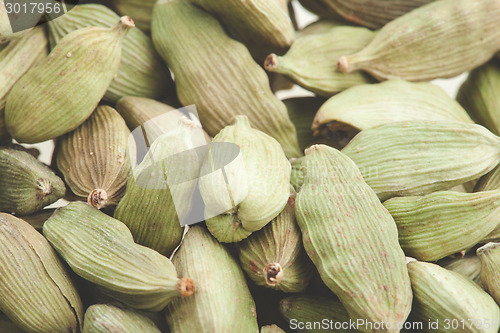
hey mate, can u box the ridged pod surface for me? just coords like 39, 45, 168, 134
337, 0, 500, 81
442, 255, 483, 287
295, 144, 412, 333
165, 226, 259, 333
475, 164, 500, 193
43, 202, 194, 312
48, 4, 172, 103
5, 17, 134, 143
342, 121, 500, 201
112, 0, 156, 33
56, 105, 132, 209
0, 213, 83, 333
290, 157, 304, 192
478, 243, 500, 304
82, 304, 161, 333
151, 0, 301, 158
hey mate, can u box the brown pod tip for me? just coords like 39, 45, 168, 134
337, 56, 350, 73
119, 16, 136, 29
264, 263, 283, 286
264, 54, 279, 71
36, 178, 54, 200
178, 277, 195, 297
87, 189, 108, 210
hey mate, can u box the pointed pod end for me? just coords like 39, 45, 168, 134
87, 189, 108, 210
178, 277, 195, 297
304, 144, 322, 156
477, 242, 500, 257
119, 16, 135, 29
337, 56, 350, 73
264, 54, 280, 72
264, 263, 283, 286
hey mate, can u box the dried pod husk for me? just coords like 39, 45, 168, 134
56, 105, 132, 209
290, 157, 304, 192
0, 147, 65, 215
82, 304, 161, 333
18, 208, 56, 231
112, 0, 155, 33
151, 0, 301, 158
0, 213, 83, 333
408, 260, 500, 333
48, 4, 172, 103
43, 202, 194, 312
238, 189, 313, 293
384, 190, 500, 262
342, 121, 500, 201
200, 116, 291, 243
261, 325, 286, 333
5, 17, 134, 143
441, 255, 483, 287
295, 144, 412, 332
457, 59, 500, 136
265, 26, 375, 97
478, 243, 500, 304
475, 164, 500, 193
337, 0, 500, 81
165, 226, 259, 332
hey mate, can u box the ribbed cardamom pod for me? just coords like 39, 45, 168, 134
166, 226, 259, 332
48, 4, 172, 103
112, 0, 155, 33
342, 121, 500, 201
476, 164, 500, 193
5, 17, 134, 143
290, 157, 304, 192
238, 189, 313, 292
82, 304, 161, 333
457, 59, 500, 136
279, 295, 358, 333
200, 116, 291, 243
0, 213, 83, 333
43, 202, 195, 312
55, 105, 132, 209
408, 260, 500, 333
441, 255, 483, 287
151, 0, 301, 158
313, 80, 473, 138
337, 0, 500, 81
297, 0, 345, 21
265, 26, 375, 97
384, 190, 500, 261
478, 243, 500, 304
295, 144, 412, 332
261, 325, 286, 333
0, 147, 65, 215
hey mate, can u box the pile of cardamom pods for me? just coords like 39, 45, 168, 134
2, 0, 500, 332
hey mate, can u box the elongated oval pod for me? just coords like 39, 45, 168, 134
112, 0, 156, 33
151, 0, 301, 158
261, 325, 285, 333
43, 202, 194, 312
5, 17, 134, 143
475, 164, 500, 192
48, 4, 172, 103
384, 190, 500, 261
56, 105, 132, 209
337, 0, 500, 81
0, 213, 83, 333
0, 147, 65, 215
82, 304, 161, 333
166, 226, 259, 332
478, 243, 500, 304
295, 144, 412, 332
342, 121, 500, 201
441, 255, 483, 287
408, 260, 500, 333
265, 26, 375, 97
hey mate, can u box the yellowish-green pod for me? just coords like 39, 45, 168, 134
166, 226, 259, 333
261, 325, 286, 333
43, 202, 194, 312
441, 255, 483, 287
151, 0, 301, 158
112, 0, 156, 33
47, 4, 172, 103
337, 0, 500, 81
342, 121, 500, 201
0, 213, 83, 333
408, 260, 500, 333
295, 145, 412, 333
476, 164, 500, 193
265, 26, 375, 97
478, 243, 500, 305
290, 157, 304, 192
5, 17, 134, 143
384, 190, 500, 262
200, 116, 291, 243
82, 304, 161, 333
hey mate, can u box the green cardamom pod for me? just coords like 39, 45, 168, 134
166, 226, 259, 333
290, 157, 304, 192
112, 0, 155, 33
476, 164, 500, 192
152, 0, 301, 158
295, 144, 412, 332
478, 243, 500, 305
0, 213, 83, 333
441, 255, 483, 287
337, 0, 500, 81
83, 304, 161, 333
261, 325, 286, 333
43, 202, 194, 312
5, 17, 134, 143
342, 121, 500, 201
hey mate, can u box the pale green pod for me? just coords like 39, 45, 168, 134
408, 260, 500, 333
265, 26, 375, 97
290, 157, 304, 192
478, 243, 500, 305
200, 116, 291, 242
261, 325, 286, 333
43, 202, 194, 312
5, 17, 134, 143
342, 121, 500, 201
152, 0, 301, 158
442, 255, 483, 287
0, 213, 83, 333
337, 0, 500, 81
476, 164, 500, 192
83, 304, 161, 333
295, 145, 412, 333
166, 226, 259, 333
112, 0, 156, 33
384, 190, 500, 261
48, 4, 172, 103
